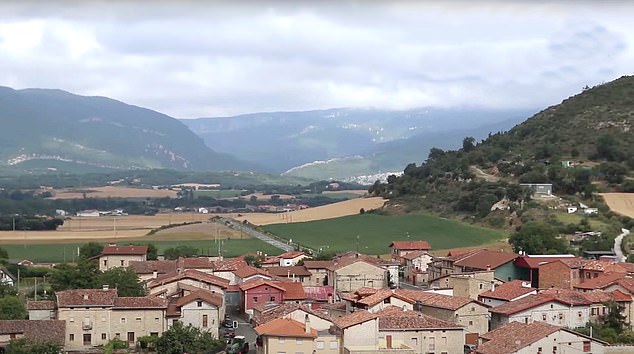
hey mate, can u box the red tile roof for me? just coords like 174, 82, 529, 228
513, 255, 578, 269
401, 251, 430, 261
303, 286, 334, 301
26, 300, 56, 310
175, 290, 223, 308
233, 265, 271, 279
0, 320, 65, 345
255, 318, 317, 338
274, 281, 306, 300
56, 289, 118, 307
357, 289, 415, 307
489, 293, 583, 316
148, 269, 229, 289
178, 257, 215, 269
540, 288, 632, 304
477, 321, 560, 354
238, 278, 286, 292
616, 278, 634, 294
454, 250, 518, 270
114, 296, 166, 309
213, 257, 248, 271
266, 266, 312, 277
101, 245, 148, 256
479, 280, 536, 301
396, 289, 483, 311
254, 303, 333, 327
334, 310, 378, 329
389, 241, 431, 251
377, 306, 462, 330
279, 251, 306, 259
129, 260, 177, 275
573, 272, 628, 290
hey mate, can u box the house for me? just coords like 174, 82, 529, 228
211, 257, 249, 284
397, 289, 489, 344
540, 288, 633, 325
255, 317, 339, 354
26, 300, 56, 320
538, 258, 584, 289
429, 249, 519, 282
253, 302, 334, 331
239, 279, 287, 316
343, 288, 415, 313
327, 257, 387, 293
233, 265, 272, 283
389, 240, 431, 257
129, 259, 178, 282
376, 306, 465, 354
478, 280, 537, 307
96, 245, 148, 271
0, 320, 65, 348
476, 321, 608, 354
266, 266, 313, 284
261, 251, 308, 268
519, 183, 552, 196
166, 290, 224, 339
304, 260, 333, 286
147, 269, 229, 299
76, 210, 101, 217
578, 259, 634, 282
276, 281, 307, 303
0, 267, 16, 286
301, 286, 335, 309
436, 270, 503, 300
401, 251, 433, 285
55, 288, 167, 350
333, 310, 413, 353
513, 254, 578, 288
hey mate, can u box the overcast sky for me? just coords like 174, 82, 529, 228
0, 1, 633, 118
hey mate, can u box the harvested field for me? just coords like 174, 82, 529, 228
233, 197, 386, 225
601, 193, 634, 218
322, 190, 368, 195
47, 186, 178, 199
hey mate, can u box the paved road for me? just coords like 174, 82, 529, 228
217, 217, 294, 252
220, 313, 256, 354
614, 228, 630, 262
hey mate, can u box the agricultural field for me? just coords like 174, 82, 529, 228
45, 186, 178, 199
193, 189, 246, 199
552, 212, 607, 229
2, 238, 281, 263
262, 213, 506, 255
234, 197, 386, 225
601, 193, 634, 218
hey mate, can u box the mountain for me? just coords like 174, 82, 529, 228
183, 107, 534, 178
0, 87, 253, 172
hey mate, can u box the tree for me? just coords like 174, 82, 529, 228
97, 267, 145, 297
156, 322, 224, 354
462, 136, 476, 152
597, 162, 627, 184
509, 222, 569, 254
0, 296, 27, 320
5, 338, 62, 354
243, 255, 261, 268
163, 245, 198, 260
131, 243, 157, 260
596, 134, 621, 161
602, 301, 628, 333
0, 247, 8, 259
49, 261, 99, 292
79, 242, 103, 260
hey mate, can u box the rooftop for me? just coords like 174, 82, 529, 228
238, 278, 286, 292
26, 300, 56, 310
148, 269, 230, 289
477, 321, 560, 354
233, 265, 271, 279
254, 318, 317, 338
357, 289, 415, 307
129, 260, 177, 274
175, 289, 224, 308
56, 289, 118, 307
266, 265, 312, 277
478, 280, 536, 301
573, 272, 628, 290
396, 289, 481, 311
254, 302, 333, 327
274, 281, 306, 300
377, 306, 462, 330
303, 260, 335, 269
454, 250, 518, 270
114, 296, 166, 309
100, 245, 148, 256
0, 320, 65, 345
389, 241, 431, 251
334, 310, 378, 329
514, 255, 578, 269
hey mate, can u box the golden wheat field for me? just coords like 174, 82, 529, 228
46, 186, 178, 199
233, 197, 387, 225
601, 193, 634, 218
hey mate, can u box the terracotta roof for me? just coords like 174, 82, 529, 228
303, 286, 334, 301
396, 289, 482, 311
357, 289, 415, 307
454, 250, 518, 270
238, 278, 286, 292
0, 320, 65, 345
178, 257, 215, 269
616, 278, 634, 294
213, 257, 248, 271
514, 255, 578, 269
274, 281, 306, 300
377, 306, 462, 330
129, 260, 177, 275
327, 257, 384, 272
233, 265, 271, 279
175, 290, 223, 308
479, 280, 536, 301
254, 302, 333, 327
148, 269, 229, 289
581, 259, 630, 273
255, 318, 317, 338
26, 300, 56, 310
356, 287, 378, 296
334, 310, 378, 329
266, 266, 312, 277
477, 321, 560, 354
56, 289, 118, 307
540, 288, 632, 304
446, 248, 479, 257
389, 241, 431, 251
401, 251, 429, 261
573, 272, 628, 290
114, 296, 166, 309
279, 251, 307, 259
489, 294, 572, 316
101, 245, 148, 256
304, 260, 335, 269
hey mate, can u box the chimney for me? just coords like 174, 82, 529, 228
486, 265, 491, 271
491, 281, 495, 292
153, 271, 158, 279
304, 314, 311, 334
102, 284, 109, 291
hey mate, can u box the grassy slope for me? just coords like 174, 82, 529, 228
3, 238, 282, 263
262, 213, 506, 254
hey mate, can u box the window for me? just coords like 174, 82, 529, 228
471, 307, 475, 312
442, 336, 447, 345
103, 260, 107, 266
542, 314, 547, 321
525, 318, 529, 324
102, 333, 107, 340
602, 307, 607, 315
278, 338, 285, 344
120, 260, 124, 266
296, 338, 303, 345
115, 333, 120, 339
384, 298, 390, 304
135, 317, 142, 322
411, 338, 418, 346
468, 321, 473, 326
550, 304, 554, 309
69, 334, 74, 342
253, 296, 258, 303
83, 334, 91, 346
559, 313, 564, 320
329, 341, 338, 349
120, 317, 126, 323
578, 311, 583, 318
583, 341, 591, 352
155, 317, 160, 323
9, 334, 15, 340
202, 315, 208, 328
316, 341, 325, 349
591, 308, 598, 315
270, 296, 276, 302
150, 332, 159, 337
197, 301, 203, 307
479, 283, 483, 290
127, 332, 135, 344
428, 337, 435, 351
553, 346, 557, 352
69, 317, 74, 322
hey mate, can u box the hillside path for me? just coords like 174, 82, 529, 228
218, 217, 293, 252
470, 166, 500, 182
614, 228, 630, 262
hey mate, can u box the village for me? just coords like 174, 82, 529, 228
3, 240, 634, 354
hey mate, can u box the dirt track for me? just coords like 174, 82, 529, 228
601, 193, 634, 218
233, 197, 386, 225
47, 186, 178, 199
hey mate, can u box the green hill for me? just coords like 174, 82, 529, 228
0, 86, 254, 172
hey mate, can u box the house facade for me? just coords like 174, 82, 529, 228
97, 245, 148, 271
328, 259, 387, 293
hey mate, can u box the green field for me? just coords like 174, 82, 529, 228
194, 189, 246, 199
262, 213, 506, 254
3, 239, 281, 263
553, 212, 606, 229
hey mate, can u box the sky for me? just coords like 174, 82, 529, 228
0, 1, 633, 118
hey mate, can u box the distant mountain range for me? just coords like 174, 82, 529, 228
0, 87, 253, 173
184, 108, 535, 179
